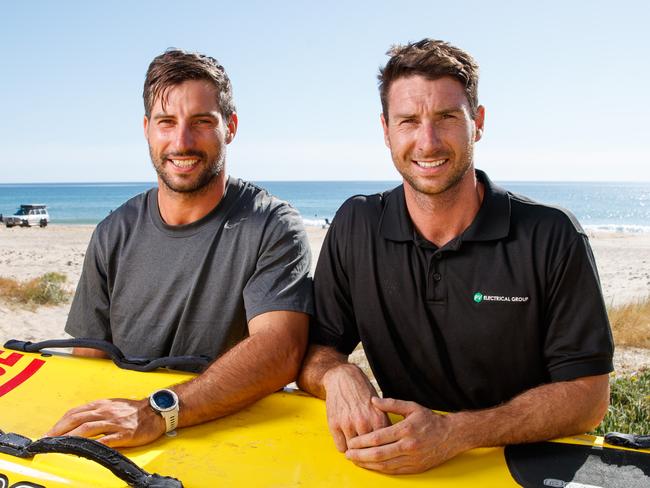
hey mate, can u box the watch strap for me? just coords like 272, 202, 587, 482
160, 410, 178, 433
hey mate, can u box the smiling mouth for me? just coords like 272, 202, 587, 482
414, 159, 447, 168
169, 159, 199, 168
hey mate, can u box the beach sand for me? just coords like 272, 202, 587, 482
1, 224, 648, 374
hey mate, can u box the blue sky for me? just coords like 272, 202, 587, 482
1, 0, 648, 182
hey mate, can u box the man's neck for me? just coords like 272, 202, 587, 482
157, 173, 227, 226
404, 172, 484, 248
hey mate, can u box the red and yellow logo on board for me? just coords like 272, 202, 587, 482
0, 350, 45, 398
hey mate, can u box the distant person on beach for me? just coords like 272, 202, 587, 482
47, 49, 313, 447
298, 39, 613, 474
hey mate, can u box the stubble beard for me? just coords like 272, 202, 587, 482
150, 146, 225, 195
398, 141, 475, 199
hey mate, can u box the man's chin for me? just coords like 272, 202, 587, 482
159, 172, 220, 195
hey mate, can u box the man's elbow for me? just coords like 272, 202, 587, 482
576, 376, 611, 433
275, 334, 308, 386
584, 385, 610, 432
285, 340, 308, 381
72, 347, 109, 358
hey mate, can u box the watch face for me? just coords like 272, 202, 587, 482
152, 390, 176, 409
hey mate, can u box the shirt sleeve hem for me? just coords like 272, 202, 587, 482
548, 358, 613, 382
245, 301, 314, 322
308, 329, 357, 356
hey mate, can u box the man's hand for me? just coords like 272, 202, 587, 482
345, 397, 462, 474
45, 398, 166, 448
322, 363, 391, 452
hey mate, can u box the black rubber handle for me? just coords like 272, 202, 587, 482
0, 431, 183, 487
605, 431, 650, 449
4, 338, 210, 372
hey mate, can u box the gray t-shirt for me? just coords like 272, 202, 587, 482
66, 177, 313, 369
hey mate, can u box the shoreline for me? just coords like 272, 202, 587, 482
1, 224, 648, 374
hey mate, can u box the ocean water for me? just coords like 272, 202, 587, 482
1, 180, 649, 233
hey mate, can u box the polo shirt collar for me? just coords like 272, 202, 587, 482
378, 184, 413, 242
462, 170, 511, 241
379, 169, 511, 243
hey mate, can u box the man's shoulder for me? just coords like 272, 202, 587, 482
232, 179, 287, 212
334, 186, 395, 223
507, 191, 585, 239
228, 178, 305, 231
94, 189, 153, 238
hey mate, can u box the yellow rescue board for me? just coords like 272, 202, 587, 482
0, 349, 647, 487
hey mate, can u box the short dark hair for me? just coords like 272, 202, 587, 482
143, 48, 236, 120
378, 39, 479, 119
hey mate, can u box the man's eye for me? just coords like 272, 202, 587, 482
196, 119, 213, 125
441, 113, 456, 120
158, 119, 174, 126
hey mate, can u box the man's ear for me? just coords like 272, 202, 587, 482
380, 113, 391, 149
143, 115, 149, 140
474, 105, 485, 142
226, 113, 238, 144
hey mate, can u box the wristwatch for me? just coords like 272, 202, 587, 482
149, 389, 179, 433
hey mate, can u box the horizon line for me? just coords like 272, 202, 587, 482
2, 179, 650, 185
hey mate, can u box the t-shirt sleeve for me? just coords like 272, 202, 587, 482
64, 228, 112, 340
309, 214, 360, 355
543, 234, 614, 381
243, 205, 313, 320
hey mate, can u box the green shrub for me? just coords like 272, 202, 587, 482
0, 272, 71, 306
594, 369, 650, 435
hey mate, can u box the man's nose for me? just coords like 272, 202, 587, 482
173, 123, 194, 150
417, 123, 443, 154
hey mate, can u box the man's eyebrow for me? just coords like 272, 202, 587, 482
437, 107, 464, 114
152, 113, 174, 120
191, 112, 219, 119
151, 112, 219, 120
392, 107, 464, 119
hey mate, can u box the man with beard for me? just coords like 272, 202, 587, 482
47, 49, 313, 448
298, 39, 613, 473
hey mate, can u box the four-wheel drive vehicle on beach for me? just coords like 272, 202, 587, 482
4, 204, 49, 227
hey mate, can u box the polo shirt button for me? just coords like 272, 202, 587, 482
433, 273, 442, 282
435, 253, 442, 260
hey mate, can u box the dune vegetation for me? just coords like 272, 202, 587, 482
594, 368, 650, 435
608, 297, 650, 349
594, 297, 650, 435
0, 272, 70, 307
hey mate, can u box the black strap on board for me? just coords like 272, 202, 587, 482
3, 338, 210, 372
605, 432, 650, 450
0, 430, 183, 488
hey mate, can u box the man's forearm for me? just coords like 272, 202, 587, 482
298, 344, 391, 451
344, 374, 610, 474
449, 374, 610, 452
173, 311, 308, 428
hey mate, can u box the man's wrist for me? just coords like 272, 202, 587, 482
322, 363, 363, 390
446, 410, 485, 453
148, 389, 180, 434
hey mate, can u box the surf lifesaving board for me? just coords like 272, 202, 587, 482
0, 348, 648, 487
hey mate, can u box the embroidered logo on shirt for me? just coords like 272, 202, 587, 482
224, 217, 248, 229
473, 291, 529, 303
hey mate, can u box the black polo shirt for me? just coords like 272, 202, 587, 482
311, 170, 613, 411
